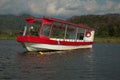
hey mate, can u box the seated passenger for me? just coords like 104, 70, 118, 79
79, 33, 84, 40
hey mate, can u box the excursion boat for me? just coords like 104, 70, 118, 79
17, 17, 95, 51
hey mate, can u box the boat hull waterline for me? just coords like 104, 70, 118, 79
22, 42, 93, 51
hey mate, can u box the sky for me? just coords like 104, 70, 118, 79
0, 0, 120, 18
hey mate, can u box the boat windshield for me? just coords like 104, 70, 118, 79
41, 24, 51, 37
22, 21, 40, 36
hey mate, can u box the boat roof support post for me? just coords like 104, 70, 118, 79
83, 29, 87, 40
49, 24, 53, 37
39, 23, 44, 36
75, 28, 78, 40
23, 26, 27, 36
64, 25, 68, 39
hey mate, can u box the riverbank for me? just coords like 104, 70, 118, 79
94, 37, 120, 43
0, 34, 16, 40
0, 35, 120, 43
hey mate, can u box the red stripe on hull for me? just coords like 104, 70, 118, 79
17, 36, 93, 46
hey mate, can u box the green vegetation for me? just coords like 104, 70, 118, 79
0, 14, 32, 40
0, 14, 33, 31
94, 37, 120, 43
0, 34, 16, 40
68, 14, 120, 37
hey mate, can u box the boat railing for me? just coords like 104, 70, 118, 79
50, 38, 84, 42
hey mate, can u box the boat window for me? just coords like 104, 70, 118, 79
51, 24, 65, 38
41, 24, 51, 36
51, 24, 78, 40
28, 25, 40, 36
66, 25, 76, 39
23, 24, 32, 36
32, 26, 40, 36
77, 33, 84, 40
76, 28, 85, 40
23, 21, 41, 36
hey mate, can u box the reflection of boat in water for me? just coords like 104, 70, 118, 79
17, 17, 95, 51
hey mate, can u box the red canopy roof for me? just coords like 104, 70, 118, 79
24, 17, 96, 30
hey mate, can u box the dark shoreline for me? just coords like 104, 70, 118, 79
94, 37, 120, 43
0, 36, 120, 43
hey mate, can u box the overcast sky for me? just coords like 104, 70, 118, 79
0, 0, 120, 18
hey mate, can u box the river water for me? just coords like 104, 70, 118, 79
0, 40, 120, 80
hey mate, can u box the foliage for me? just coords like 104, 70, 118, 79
0, 14, 33, 31
67, 14, 120, 37
94, 37, 120, 43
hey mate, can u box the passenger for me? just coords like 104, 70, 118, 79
29, 26, 34, 35
79, 33, 84, 40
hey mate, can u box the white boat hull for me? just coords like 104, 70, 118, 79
22, 42, 92, 51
